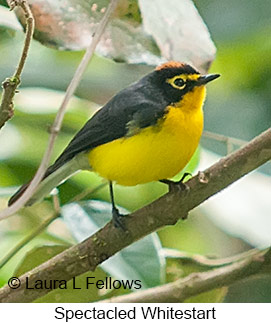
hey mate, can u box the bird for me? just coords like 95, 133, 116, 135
8, 61, 220, 228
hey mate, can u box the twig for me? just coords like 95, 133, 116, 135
0, 0, 34, 129
0, 127, 270, 303
52, 191, 61, 214
0, 0, 119, 221
70, 182, 108, 203
99, 249, 271, 303
0, 212, 60, 269
162, 248, 268, 269
202, 130, 247, 154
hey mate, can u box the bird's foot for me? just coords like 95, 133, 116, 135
112, 207, 126, 230
160, 172, 192, 194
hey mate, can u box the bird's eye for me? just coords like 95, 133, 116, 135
173, 78, 185, 89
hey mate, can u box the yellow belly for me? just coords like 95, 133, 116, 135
88, 103, 204, 186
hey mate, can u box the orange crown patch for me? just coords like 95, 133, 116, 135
156, 61, 186, 71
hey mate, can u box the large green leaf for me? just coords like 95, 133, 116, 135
13, 244, 113, 302
14, 245, 69, 277
12, 0, 216, 69
0, 228, 70, 288
61, 200, 166, 289
225, 275, 271, 303
37, 268, 111, 303
14, 0, 161, 65
138, 0, 216, 72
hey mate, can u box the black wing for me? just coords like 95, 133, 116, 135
45, 79, 168, 177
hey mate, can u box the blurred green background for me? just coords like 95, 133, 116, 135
0, 0, 270, 302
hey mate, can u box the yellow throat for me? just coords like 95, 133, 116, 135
88, 85, 206, 186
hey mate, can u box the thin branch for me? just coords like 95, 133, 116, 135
0, 127, 270, 303
99, 249, 271, 303
0, 0, 34, 129
0, 0, 119, 221
0, 212, 60, 269
52, 191, 61, 214
70, 182, 108, 203
202, 130, 247, 154
162, 247, 266, 269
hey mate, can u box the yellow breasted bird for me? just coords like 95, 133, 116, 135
9, 62, 220, 228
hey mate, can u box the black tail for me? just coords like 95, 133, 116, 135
8, 139, 85, 207
8, 182, 31, 206
8, 161, 62, 207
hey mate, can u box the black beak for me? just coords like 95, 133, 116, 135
197, 74, 220, 85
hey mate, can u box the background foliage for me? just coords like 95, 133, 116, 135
0, 0, 270, 302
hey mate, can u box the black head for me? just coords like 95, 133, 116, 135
150, 61, 220, 103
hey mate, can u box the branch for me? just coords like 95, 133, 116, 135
99, 249, 271, 303
0, 0, 34, 129
0, 127, 270, 303
0, 0, 119, 220
162, 247, 266, 269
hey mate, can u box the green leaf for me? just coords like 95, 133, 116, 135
14, 0, 161, 65
0, 229, 70, 288
14, 245, 68, 277
13, 244, 112, 302
225, 275, 271, 302
186, 287, 228, 303
37, 268, 110, 303
61, 200, 166, 288
138, 0, 216, 72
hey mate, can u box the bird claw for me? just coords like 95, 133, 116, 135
171, 181, 189, 194
112, 207, 126, 230
160, 172, 191, 194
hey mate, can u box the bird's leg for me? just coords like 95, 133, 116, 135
109, 181, 125, 230
159, 172, 192, 193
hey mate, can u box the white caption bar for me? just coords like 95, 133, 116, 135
1, 303, 270, 322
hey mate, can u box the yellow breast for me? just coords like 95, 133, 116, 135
88, 86, 205, 186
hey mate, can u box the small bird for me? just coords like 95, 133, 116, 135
9, 62, 220, 228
